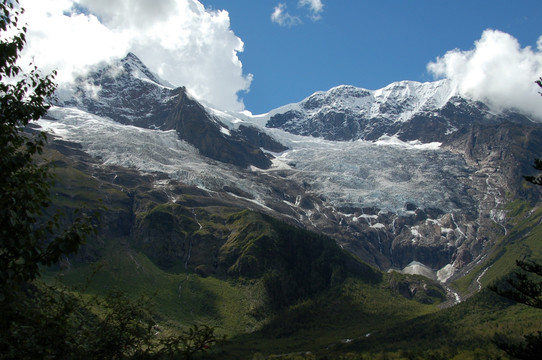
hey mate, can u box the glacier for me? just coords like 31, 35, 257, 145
41, 105, 473, 215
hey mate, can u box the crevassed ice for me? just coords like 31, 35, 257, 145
261, 127, 472, 213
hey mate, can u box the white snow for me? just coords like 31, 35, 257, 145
261, 79, 456, 126
373, 135, 442, 150
401, 261, 437, 280
40, 106, 271, 210
437, 264, 456, 283
42, 102, 472, 215
253, 126, 470, 213
410, 227, 420, 237
122, 53, 174, 89
219, 126, 231, 136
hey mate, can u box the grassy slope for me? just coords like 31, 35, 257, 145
46, 239, 266, 336
453, 199, 542, 295
220, 275, 442, 359
41, 148, 447, 359
41, 146, 542, 359
215, 199, 542, 359
48, 252, 445, 359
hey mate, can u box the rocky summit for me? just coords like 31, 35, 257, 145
42, 53, 542, 288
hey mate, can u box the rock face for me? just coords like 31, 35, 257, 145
46, 53, 542, 284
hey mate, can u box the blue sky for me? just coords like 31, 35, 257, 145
200, 0, 542, 113
21, 0, 542, 117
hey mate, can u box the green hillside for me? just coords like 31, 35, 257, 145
39, 143, 542, 359
38, 144, 445, 356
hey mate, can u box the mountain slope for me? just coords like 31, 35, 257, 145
244, 80, 542, 277
37, 52, 542, 358
43, 53, 542, 291
44, 137, 445, 329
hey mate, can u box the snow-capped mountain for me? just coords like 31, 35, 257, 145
269, 80, 456, 124
263, 80, 533, 142
61, 53, 285, 169
41, 53, 542, 285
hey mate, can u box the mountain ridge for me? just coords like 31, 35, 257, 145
261, 79, 535, 143
61, 53, 286, 169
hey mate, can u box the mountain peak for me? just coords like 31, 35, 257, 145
120, 52, 173, 89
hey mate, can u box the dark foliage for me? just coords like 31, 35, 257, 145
491, 260, 542, 310
524, 158, 542, 186
259, 215, 349, 310
1, 281, 224, 359
0, 0, 92, 298
490, 259, 542, 359
0, 2, 222, 358
524, 79, 542, 186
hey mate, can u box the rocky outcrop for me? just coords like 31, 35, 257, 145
160, 88, 275, 169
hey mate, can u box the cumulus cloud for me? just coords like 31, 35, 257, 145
428, 29, 542, 120
271, 3, 302, 27
18, 0, 252, 111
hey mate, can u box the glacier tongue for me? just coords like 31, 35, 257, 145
42, 106, 474, 215
41, 107, 252, 192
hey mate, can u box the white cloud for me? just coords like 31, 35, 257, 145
18, 0, 252, 111
271, 3, 302, 27
299, 0, 324, 20
271, 1, 324, 27
428, 30, 542, 120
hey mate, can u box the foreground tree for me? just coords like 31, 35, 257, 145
524, 78, 542, 186
0, 1, 223, 358
0, 0, 87, 298
0, 0, 96, 356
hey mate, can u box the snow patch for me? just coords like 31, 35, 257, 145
219, 126, 231, 136
401, 261, 437, 280
437, 264, 456, 283
373, 135, 441, 150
